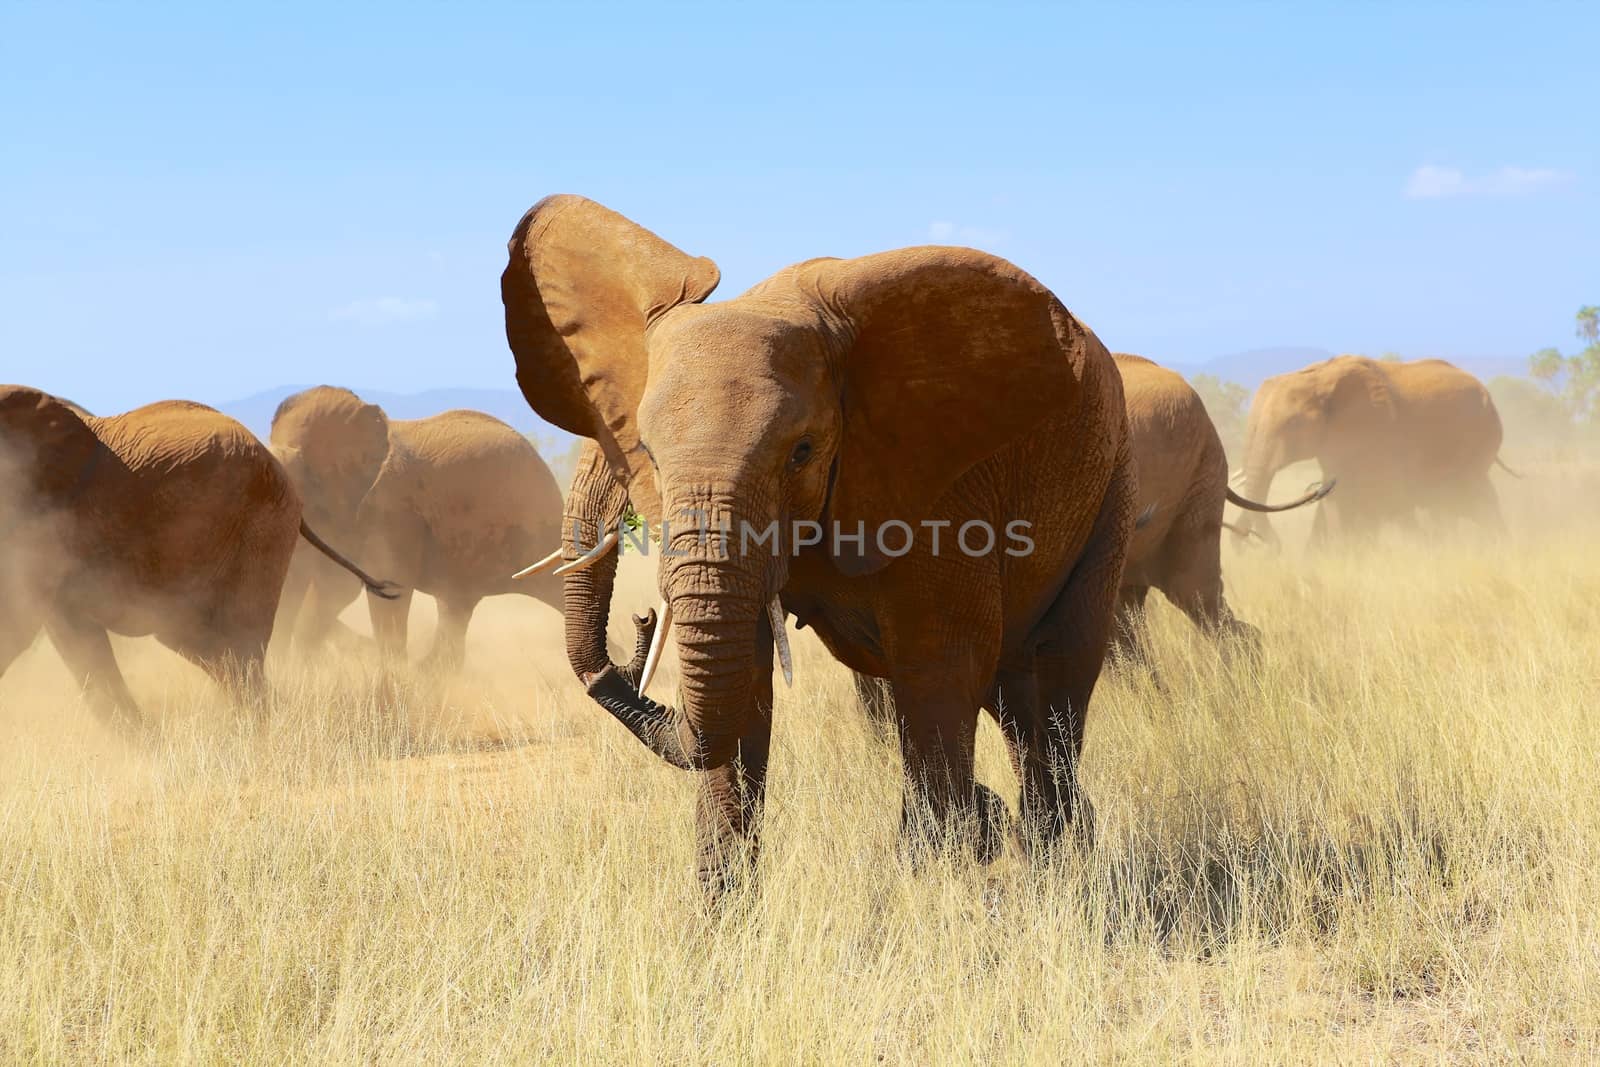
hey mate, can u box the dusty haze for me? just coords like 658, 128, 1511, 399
1, 447, 1598, 1061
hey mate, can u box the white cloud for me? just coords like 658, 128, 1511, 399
329, 297, 439, 326
1404, 164, 1574, 200
927, 221, 1008, 247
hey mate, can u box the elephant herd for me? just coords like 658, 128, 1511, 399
0, 194, 1514, 895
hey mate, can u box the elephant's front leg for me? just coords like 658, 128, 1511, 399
692, 616, 775, 897
893, 693, 1002, 864
882, 561, 1005, 864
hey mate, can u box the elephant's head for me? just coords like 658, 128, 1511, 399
0, 386, 104, 659
1235, 357, 1389, 547
269, 387, 391, 539
503, 195, 1097, 770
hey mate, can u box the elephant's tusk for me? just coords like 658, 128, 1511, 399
1229, 468, 1246, 484
768, 596, 793, 688
554, 531, 619, 577
511, 547, 563, 580
638, 597, 673, 695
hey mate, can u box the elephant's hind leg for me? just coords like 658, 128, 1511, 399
1025, 460, 1139, 852
1154, 519, 1259, 650
44, 612, 144, 733
159, 620, 273, 718
0, 620, 41, 686
367, 587, 414, 663
1110, 583, 1153, 667
1457, 474, 1508, 539
422, 593, 479, 673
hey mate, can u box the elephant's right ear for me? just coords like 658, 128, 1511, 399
501, 195, 720, 491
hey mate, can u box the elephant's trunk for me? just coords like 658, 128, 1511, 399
574, 486, 769, 772
560, 448, 647, 684
661, 557, 762, 770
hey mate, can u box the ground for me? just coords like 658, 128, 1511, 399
2, 458, 1598, 1063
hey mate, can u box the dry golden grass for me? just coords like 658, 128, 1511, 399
2, 461, 1598, 1064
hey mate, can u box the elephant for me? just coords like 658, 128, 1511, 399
1111, 354, 1330, 654
1234, 356, 1509, 549
502, 194, 1138, 894
0, 385, 396, 729
268, 387, 566, 670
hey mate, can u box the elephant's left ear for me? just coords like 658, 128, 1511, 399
816, 247, 1099, 575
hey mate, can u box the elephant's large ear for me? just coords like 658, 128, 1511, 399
1323, 357, 1397, 430
816, 248, 1099, 575
501, 195, 720, 506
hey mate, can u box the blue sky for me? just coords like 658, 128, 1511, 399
3, 2, 1595, 414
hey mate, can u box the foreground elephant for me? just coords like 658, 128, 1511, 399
0, 386, 395, 728
269, 387, 565, 669
1235, 357, 1508, 548
503, 195, 1137, 892
1113, 354, 1329, 651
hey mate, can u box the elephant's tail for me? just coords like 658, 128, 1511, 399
1494, 456, 1522, 479
297, 520, 404, 600
1226, 479, 1336, 514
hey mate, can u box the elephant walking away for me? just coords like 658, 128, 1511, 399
270, 388, 566, 670
1235, 356, 1508, 549
1112, 354, 1330, 655
0, 386, 395, 729
503, 195, 1138, 895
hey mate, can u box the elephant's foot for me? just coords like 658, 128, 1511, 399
1218, 617, 1263, 660
693, 760, 767, 903
1016, 782, 1095, 862
899, 782, 1011, 868
695, 842, 761, 903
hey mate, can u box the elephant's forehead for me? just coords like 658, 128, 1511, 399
647, 304, 830, 381
650, 304, 793, 356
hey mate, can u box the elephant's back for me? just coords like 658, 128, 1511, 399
1390, 361, 1502, 470
389, 411, 563, 587
392, 411, 559, 500
96, 401, 292, 498
84, 401, 299, 621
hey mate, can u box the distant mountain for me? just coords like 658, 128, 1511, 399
1167, 348, 1530, 390
220, 385, 575, 448
1167, 347, 1335, 389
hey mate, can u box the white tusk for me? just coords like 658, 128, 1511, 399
1229, 468, 1245, 484
768, 597, 793, 688
511, 547, 563, 580
553, 531, 619, 577
638, 598, 672, 695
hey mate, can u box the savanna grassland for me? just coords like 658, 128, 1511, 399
2, 458, 1599, 1064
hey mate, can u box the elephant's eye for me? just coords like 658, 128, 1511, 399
788, 438, 813, 469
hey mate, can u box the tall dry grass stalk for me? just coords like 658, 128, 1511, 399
1, 462, 1597, 1063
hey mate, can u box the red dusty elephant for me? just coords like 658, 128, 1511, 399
502, 195, 1139, 894
0, 386, 395, 729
